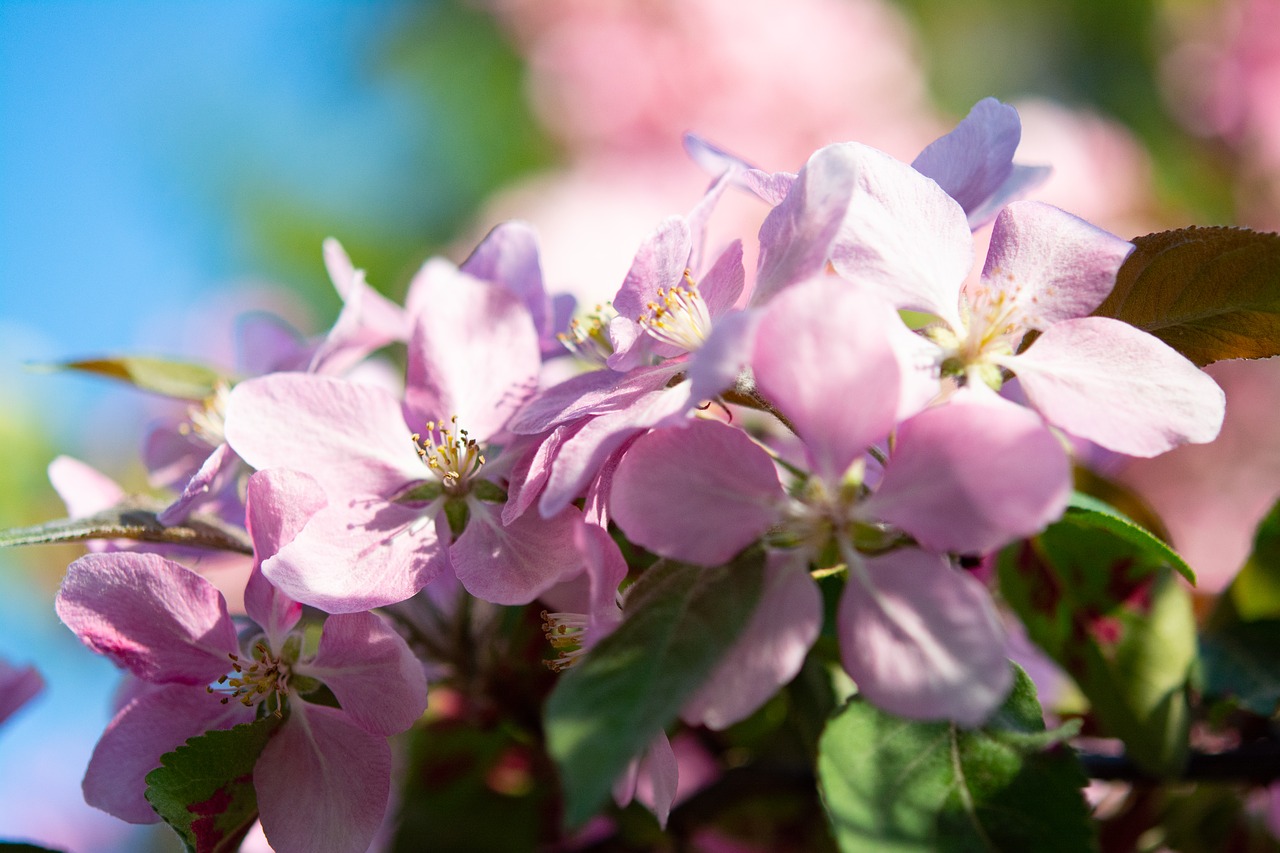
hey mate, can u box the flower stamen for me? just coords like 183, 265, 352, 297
412, 415, 485, 493
638, 270, 712, 352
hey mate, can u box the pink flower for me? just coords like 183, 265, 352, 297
827, 144, 1225, 456
0, 656, 43, 728
54, 470, 427, 853
225, 260, 583, 610
609, 278, 1070, 725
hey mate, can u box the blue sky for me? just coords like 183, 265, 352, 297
0, 3, 426, 848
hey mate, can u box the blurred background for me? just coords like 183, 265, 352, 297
2, 0, 1278, 849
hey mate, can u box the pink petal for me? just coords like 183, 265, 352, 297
143, 419, 215, 493
451, 502, 585, 605
753, 143, 857, 306
698, 239, 746, 319
862, 390, 1070, 554
611, 421, 781, 566
157, 441, 236, 525
636, 732, 679, 830
978, 201, 1134, 330
574, 520, 628, 633
461, 220, 552, 342
752, 278, 904, 484
510, 363, 676, 435
224, 373, 422, 497
1002, 317, 1227, 456
681, 553, 821, 729
243, 470, 329, 642
830, 143, 972, 329
294, 611, 427, 736
911, 97, 1049, 228
262, 500, 449, 613
56, 552, 239, 684
322, 237, 408, 341
83, 683, 253, 824
685, 308, 760, 406
404, 265, 540, 442
613, 215, 693, 322
0, 660, 43, 726
256, 703, 391, 853
838, 550, 1011, 727
48, 455, 124, 518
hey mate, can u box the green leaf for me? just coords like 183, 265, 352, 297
999, 511, 1197, 776
1094, 226, 1280, 366
817, 665, 1094, 853
1229, 499, 1280, 621
545, 552, 767, 827
0, 498, 253, 555
1064, 496, 1195, 584
0, 844, 68, 853
33, 356, 226, 400
144, 716, 282, 853
1200, 613, 1280, 716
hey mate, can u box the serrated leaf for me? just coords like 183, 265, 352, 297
545, 552, 766, 827
145, 716, 282, 853
1094, 226, 1280, 366
1229, 499, 1280, 621
999, 511, 1197, 776
33, 356, 226, 399
0, 498, 252, 555
818, 666, 1094, 853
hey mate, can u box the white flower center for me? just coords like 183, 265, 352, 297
558, 303, 617, 366
179, 382, 231, 446
638, 270, 712, 352
412, 416, 485, 494
208, 639, 291, 714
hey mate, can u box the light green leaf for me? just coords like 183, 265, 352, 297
545, 552, 766, 827
818, 666, 1094, 852
1094, 226, 1280, 366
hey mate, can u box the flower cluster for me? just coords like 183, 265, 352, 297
47, 98, 1225, 848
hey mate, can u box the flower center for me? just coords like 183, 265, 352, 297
412, 416, 485, 494
541, 610, 590, 672
558, 303, 617, 366
208, 640, 290, 714
638, 269, 712, 352
179, 381, 231, 446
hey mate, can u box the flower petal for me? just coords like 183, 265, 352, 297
243, 470, 328, 643
862, 389, 1071, 554
83, 683, 252, 824
838, 550, 1011, 726
681, 552, 821, 729
830, 143, 973, 329
451, 502, 585, 605
977, 201, 1134, 331
753, 143, 857, 306
56, 552, 239, 684
611, 420, 781, 567
404, 263, 541, 441
752, 277, 904, 484
461, 220, 553, 346
1002, 316, 1227, 456
911, 97, 1048, 228
262, 500, 449, 613
294, 611, 427, 736
225, 373, 421, 497
0, 660, 43, 726
256, 703, 391, 853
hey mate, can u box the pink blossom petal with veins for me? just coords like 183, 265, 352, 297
1000, 316, 1226, 456
293, 611, 427, 737
256, 703, 391, 853
225, 373, 422, 498
681, 553, 821, 729
243, 470, 329, 644
830, 143, 973, 329
838, 549, 1011, 727
752, 278, 904, 484
461, 220, 554, 347
862, 389, 1071, 554
82, 684, 253, 824
404, 269, 541, 442
611, 420, 781, 567
262, 499, 449, 613
56, 552, 239, 684
978, 201, 1134, 331
451, 501, 585, 605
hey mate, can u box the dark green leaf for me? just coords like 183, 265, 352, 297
1064, 497, 1195, 584
818, 666, 1094, 853
1229, 499, 1280, 621
144, 716, 282, 853
33, 356, 226, 399
1201, 614, 1280, 716
0, 498, 253, 555
999, 510, 1197, 776
1094, 226, 1280, 366
545, 552, 766, 827
0, 844, 68, 852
